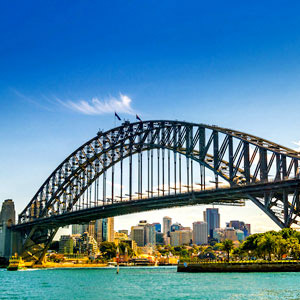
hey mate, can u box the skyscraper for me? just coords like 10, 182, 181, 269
88, 220, 96, 237
131, 226, 145, 247
204, 208, 220, 237
72, 224, 88, 235
193, 221, 208, 245
145, 224, 156, 245
152, 222, 161, 232
163, 217, 172, 236
100, 217, 115, 242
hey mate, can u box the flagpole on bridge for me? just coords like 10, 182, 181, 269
114, 112, 121, 128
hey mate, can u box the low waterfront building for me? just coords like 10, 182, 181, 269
114, 232, 129, 245
213, 228, 224, 242
224, 227, 238, 241
236, 230, 245, 242
121, 239, 138, 255
77, 232, 99, 256
118, 229, 129, 236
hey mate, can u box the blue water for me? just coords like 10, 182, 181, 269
1, 267, 300, 300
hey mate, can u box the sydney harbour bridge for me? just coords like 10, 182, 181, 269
9, 120, 300, 264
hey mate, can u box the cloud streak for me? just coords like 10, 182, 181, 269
60, 94, 135, 115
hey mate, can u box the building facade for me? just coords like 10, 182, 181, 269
204, 208, 220, 237
193, 221, 208, 245
59, 235, 74, 254
131, 226, 145, 247
163, 217, 172, 236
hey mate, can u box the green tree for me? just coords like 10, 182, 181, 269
287, 237, 300, 259
274, 235, 287, 259
232, 246, 246, 260
180, 249, 189, 258
119, 242, 134, 257
100, 241, 116, 260
257, 232, 276, 260
221, 239, 234, 262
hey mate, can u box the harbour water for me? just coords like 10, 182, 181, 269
1, 266, 300, 300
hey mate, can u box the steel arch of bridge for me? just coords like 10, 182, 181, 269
15, 120, 300, 263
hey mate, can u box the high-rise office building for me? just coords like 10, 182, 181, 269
72, 224, 88, 235
131, 226, 145, 247
163, 217, 172, 236
152, 222, 161, 232
204, 208, 220, 237
73, 217, 114, 246
88, 220, 96, 237
145, 224, 156, 245
99, 217, 115, 243
170, 231, 180, 246
193, 221, 208, 245
95, 219, 103, 245
170, 230, 192, 246
155, 232, 165, 245
228, 220, 251, 238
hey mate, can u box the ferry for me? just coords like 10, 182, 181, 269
7, 255, 26, 271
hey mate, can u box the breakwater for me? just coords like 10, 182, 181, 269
178, 261, 300, 272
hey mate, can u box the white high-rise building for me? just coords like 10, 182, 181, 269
193, 221, 208, 245
163, 216, 172, 235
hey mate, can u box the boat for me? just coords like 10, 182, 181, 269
107, 261, 117, 268
7, 255, 26, 271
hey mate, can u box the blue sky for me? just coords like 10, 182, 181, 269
1, 1, 300, 233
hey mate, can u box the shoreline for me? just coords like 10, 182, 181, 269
3, 263, 177, 269
178, 261, 300, 272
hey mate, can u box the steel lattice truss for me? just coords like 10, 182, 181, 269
14, 120, 300, 263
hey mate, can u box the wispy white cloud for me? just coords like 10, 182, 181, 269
58, 94, 135, 115
12, 89, 54, 111
292, 141, 300, 152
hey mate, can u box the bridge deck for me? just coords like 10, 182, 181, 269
13, 179, 300, 230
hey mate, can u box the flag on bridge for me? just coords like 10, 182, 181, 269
136, 114, 142, 122
115, 112, 121, 121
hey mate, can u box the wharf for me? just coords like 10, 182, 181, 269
178, 261, 300, 272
